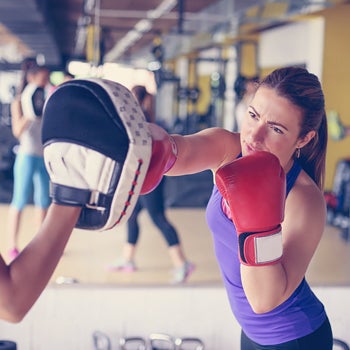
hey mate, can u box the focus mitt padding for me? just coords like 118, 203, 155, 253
42, 78, 152, 230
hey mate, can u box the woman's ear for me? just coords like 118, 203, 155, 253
297, 130, 316, 149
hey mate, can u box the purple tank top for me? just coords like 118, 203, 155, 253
206, 160, 326, 345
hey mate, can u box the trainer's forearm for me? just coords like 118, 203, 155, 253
0, 204, 80, 322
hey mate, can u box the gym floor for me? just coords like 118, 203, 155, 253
0, 204, 350, 287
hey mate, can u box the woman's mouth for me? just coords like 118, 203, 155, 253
244, 142, 265, 154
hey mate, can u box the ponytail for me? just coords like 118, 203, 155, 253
298, 111, 327, 190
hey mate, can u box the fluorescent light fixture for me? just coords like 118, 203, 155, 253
135, 19, 152, 33
84, 0, 96, 12
148, 61, 162, 71
105, 0, 177, 61
67, 60, 92, 76
147, 0, 177, 19
125, 30, 143, 43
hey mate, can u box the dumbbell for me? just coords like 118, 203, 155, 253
149, 333, 176, 350
119, 336, 147, 350
0, 341, 17, 350
92, 331, 111, 350
175, 337, 205, 350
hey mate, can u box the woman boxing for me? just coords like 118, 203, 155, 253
146, 66, 332, 349
38, 66, 332, 348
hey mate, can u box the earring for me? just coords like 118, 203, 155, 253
296, 148, 301, 158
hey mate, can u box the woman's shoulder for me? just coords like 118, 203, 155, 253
286, 169, 326, 219
196, 127, 240, 148
209, 128, 241, 165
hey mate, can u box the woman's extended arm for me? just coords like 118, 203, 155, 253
141, 125, 240, 194
11, 97, 32, 139
0, 204, 81, 322
168, 127, 241, 176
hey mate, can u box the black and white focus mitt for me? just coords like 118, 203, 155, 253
41, 79, 152, 230
21, 83, 46, 120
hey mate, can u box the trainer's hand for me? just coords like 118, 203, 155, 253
215, 151, 286, 266
44, 142, 117, 207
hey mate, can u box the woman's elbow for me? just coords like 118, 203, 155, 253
0, 303, 29, 323
248, 297, 280, 314
6, 313, 25, 324
251, 304, 273, 315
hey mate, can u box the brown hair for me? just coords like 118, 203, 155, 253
259, 66, 327, 189
131, 85, 148, 105
16, 58, 38, 95
17, 58, 49, 95
131, 85, 154, 123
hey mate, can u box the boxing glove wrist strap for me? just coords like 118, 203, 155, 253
239, 226, 283, 266
50, 183, 113, 208
166, 135, 178, 172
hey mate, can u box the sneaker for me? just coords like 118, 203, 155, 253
8, 248, 19, 262
172, 261, 195, 284
107, 259, 137, 272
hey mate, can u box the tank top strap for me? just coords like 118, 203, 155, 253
286, 160, 302, 195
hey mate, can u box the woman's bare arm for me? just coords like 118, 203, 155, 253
11, 97, 31, 139
168, 127, 241, 176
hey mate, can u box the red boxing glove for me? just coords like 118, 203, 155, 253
141, 123, 178, 194
215, 151, 286, 266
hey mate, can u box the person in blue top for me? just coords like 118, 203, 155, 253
153, 66, 331, 349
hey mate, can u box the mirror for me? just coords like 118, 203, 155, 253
0, 0, 349, 287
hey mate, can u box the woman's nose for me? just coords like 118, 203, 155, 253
249, 124, 265, 143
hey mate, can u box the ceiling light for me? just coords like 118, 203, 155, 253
67, 60, 92, 76
135, 19, 152, 33
125, 30, 142, 43
105, 0, 177, 62
148, 61, 162, 71
147, 0, 177, 19
84, 0, 96, 13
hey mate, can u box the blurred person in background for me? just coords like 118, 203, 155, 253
108, 85, 195, 284
7, 59, 51, 261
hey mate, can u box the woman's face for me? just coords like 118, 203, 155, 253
240, 86, 312, 170
32, 70, 49, 88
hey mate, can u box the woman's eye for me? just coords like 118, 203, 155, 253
248, 111, 257, 119
272, 126, 283, 134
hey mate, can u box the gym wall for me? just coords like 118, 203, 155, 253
321, 3, 350, 191
237, 3, 350, 191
